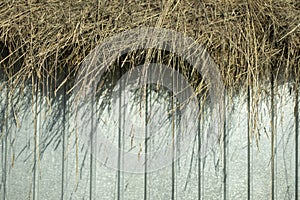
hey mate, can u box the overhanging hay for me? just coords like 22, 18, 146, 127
0, 0, 299, 100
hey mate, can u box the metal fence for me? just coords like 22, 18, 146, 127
0, 80, 299, 200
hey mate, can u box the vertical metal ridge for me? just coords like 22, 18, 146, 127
117, 70, 122, 200
122, 73, 126, 200
198, 100, 201, 200
33, 77, 38, 200
295, 83, 299, 200
270, 72, 275, 200
223, 88, 227, 200
144, 82, 148, 200
202, 107, 205, 199
171, 67, 175, 200
89, 82, 95, 200
2, 78, 8, 200
61, 68, 67, 200
247, 85, 251, 200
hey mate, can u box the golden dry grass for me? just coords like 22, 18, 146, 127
0, 0, 299, 97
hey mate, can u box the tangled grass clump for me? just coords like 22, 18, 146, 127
0, 0, 299, 108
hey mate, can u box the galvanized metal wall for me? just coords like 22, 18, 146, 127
0, 82, 299, 200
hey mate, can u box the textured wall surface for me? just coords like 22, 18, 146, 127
0, 83, 299, 199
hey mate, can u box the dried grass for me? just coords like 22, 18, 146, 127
0, 0, 299, 99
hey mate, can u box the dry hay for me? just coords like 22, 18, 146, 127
0, 0, 299, 91
0, 0, 299, 111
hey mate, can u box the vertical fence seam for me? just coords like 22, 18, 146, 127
171, 67, 175, 200
295, 83, 299, 200
33, 76, 38, 200
271, 71, 275, 200
118, 69, 122, 200
223, 88, 227, 200
144, 78, 148, 200
89, 82, 95, 200
247, 85, 251, 200
61, 68, 67, 200
198, 99, 201, 200
2, 78, 8, 200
